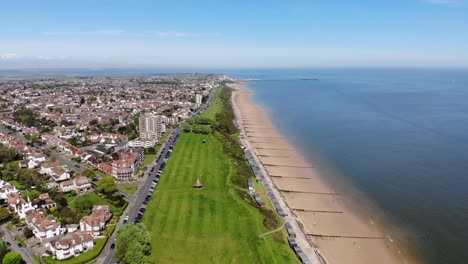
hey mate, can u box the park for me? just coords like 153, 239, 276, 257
141, 86, 299, 263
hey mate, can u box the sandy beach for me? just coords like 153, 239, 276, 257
231, 81, 415, 264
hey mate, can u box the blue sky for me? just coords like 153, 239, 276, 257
0, 0, 467, 68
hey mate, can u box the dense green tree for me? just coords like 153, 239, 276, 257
67, 137, 79, 147
22, 190, 40, 201
98, 177, 117, 196
145, 147, 155, 154
83, 169, 97, 180
2, 252, 22, 264
116, 224, 151, 264
60, 206, 77, 224
89, 119, 98, 126
0, 242, 8, 263
19, 169, 40, 188
0, 145, 19, 163
74, 198, 93, 213
23, 228, 34, 239
58, 197, 68, 207
0, 208, 10, 223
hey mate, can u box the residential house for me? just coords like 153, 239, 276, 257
49, 232, 94, 260
97, 150, 143, 180
28, 153, 46, 164
40, 161, 71, 182
7, 193, 34, 219
40, 161, 61, 175
59, 176, 93, 194
0, 180, 18, 199
88, 133, 128, 144
39, 193, 56, 209
65, 224, 78, 233
26, 211, 62, 241
18, 160, 28, 169
79, 205, 112, 236
49, 166, 71, 182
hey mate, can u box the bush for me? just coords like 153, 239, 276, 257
0, 208, 11, 223
2, 252, 22, 264
23, 227, 34, 239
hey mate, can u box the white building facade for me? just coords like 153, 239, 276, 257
139, 112, 166, 141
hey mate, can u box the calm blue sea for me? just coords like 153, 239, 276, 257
227, 68, 468, 264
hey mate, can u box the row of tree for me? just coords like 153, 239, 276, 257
183, 124, 212, 134
115, 224, 152, 264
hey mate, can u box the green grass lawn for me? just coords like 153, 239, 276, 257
15, 236, 26, 247
43, 238, 107, 264
64, 192, 77, 203
142, 153, 156, 165
120, 185, 138, 195
93, 169, 112, 179
142, 133, 299, 263
32, 255, 41, 264
69, 193, 125, 216
198, 88, 222, 121
9, 180, 26, 190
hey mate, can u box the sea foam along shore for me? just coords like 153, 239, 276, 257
230, 81, 413, 264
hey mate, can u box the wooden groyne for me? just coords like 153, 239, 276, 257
307, 233, 386, 240
292, 208, 344, 214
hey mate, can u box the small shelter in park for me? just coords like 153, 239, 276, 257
193, 179, 203, 190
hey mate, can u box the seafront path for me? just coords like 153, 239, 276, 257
231, 85, 322, 264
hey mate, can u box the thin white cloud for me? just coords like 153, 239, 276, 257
422, 0, 463, 5
145, 31, 201, 38
42, 30, 126, 36
0, 53, 17, 59
42, 30, 207, 38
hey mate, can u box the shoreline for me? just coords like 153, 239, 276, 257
230, 81, 418, 264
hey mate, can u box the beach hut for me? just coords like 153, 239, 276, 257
193, 179, 203, 190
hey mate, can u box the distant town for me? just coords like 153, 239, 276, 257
0, 74, 226, 263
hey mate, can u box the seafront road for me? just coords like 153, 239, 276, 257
0, 225, 35, 264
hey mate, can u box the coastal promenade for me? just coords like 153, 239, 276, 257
231, 83, 322, 264
231, 82, 409, 264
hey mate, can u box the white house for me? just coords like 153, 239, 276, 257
26, 211, 62, 241
28, 153, 46, 164
7, 193, 34, 219
40, 161, 61, 175
40, 161, 71, 182
49, 167, 71, 182
79, 205, 112, 236
0, 180, 18, 199
49, 232, 94, 260
59, 176, 93, 194
127, 138, 156, 148
27, 159, 40, 169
